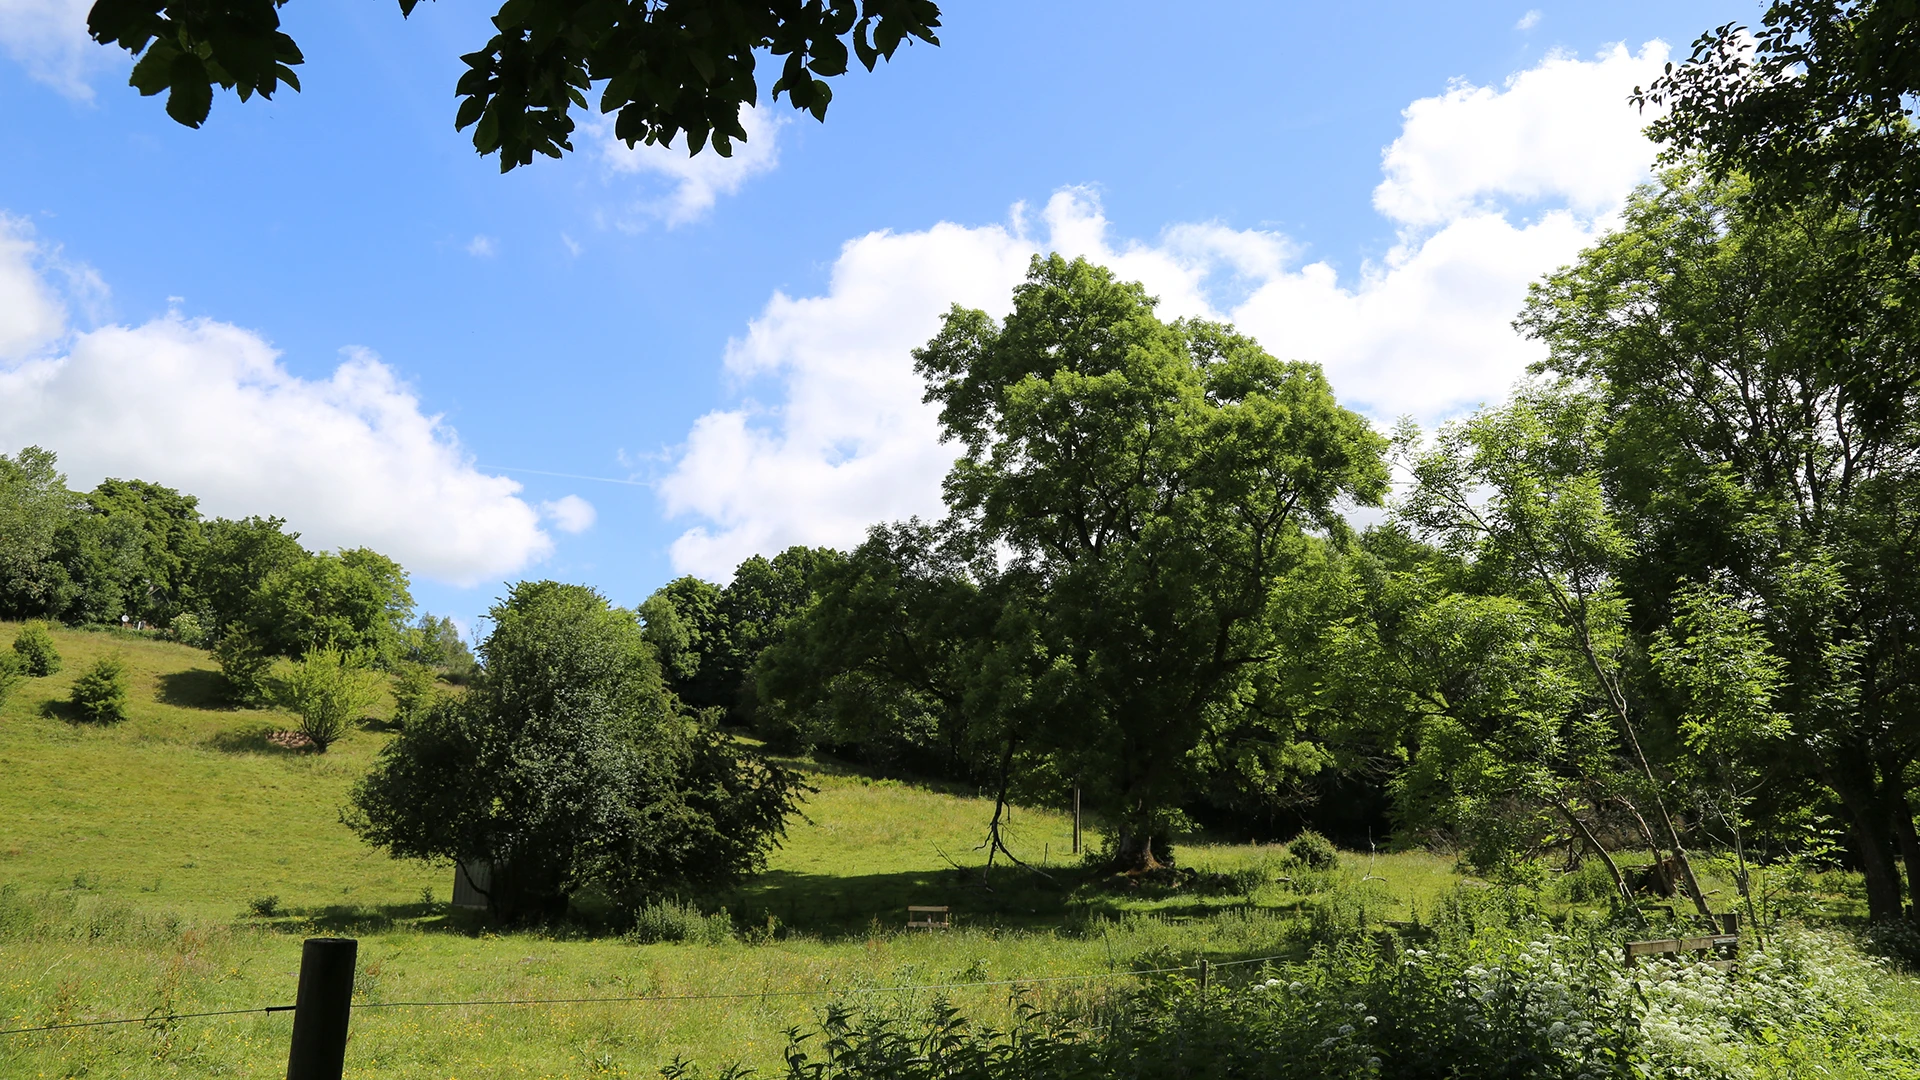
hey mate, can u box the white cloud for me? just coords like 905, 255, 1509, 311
465, 235, 497, 258
1516, 10, 1543, 31
0, 234, 568, 586
657, 43, 1670, 577
540, 494, 597, 534
598, 106, 784, 226
0, 216, 70, 359
1375, 42, 1667, 228
0, 0, 114, 99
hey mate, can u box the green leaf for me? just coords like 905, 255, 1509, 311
128, 42, 176, 97
165, 53, 213, 127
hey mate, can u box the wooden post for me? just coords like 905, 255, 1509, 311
286, 937, 357, 1080
1198, 958, 1209, 994
1072, 786, 1082, 855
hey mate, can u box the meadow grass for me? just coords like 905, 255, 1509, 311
1, 621, 1912, 1078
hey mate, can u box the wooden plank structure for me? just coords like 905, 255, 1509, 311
906, 905, 951, 930
451, 859, 492, 911
1624, 913, 1740, 969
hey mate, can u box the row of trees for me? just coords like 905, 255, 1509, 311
0, 449, 472, 684
639, 168, 1920, 922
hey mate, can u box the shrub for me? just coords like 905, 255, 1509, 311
167, 612, 207, 646
758, 894, 1917, 1080
1553, 856, 1621, 905
626, 898, 734, 945
13, 622, 60, 676
273, 646, 379, 751
248, 895, 281, 917
1285, 829, 1338, 872
69, 655, 130, 723
389, 661, 439, 726
0, 652, 22, 707
212, 626, 274, 706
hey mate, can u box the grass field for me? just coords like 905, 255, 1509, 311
0, 621, 1912, 1078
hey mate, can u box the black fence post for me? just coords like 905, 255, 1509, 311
286, 937, 357, 1080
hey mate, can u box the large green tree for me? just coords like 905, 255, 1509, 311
86, 0, 940, 171
753, 519, 1017, 779
1640, 1, 1920, 242
348, 580, 804, 921
1521, 170, 1920, 922
639, 545, 840, 726
0, 447, 80, 620
915, 255, 1390, 869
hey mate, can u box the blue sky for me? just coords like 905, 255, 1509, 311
0, 1, 1754, 635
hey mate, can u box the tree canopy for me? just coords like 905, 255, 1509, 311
86, 0, 942, 171
348, 580, 805, 921
1640, 1, 1920, 239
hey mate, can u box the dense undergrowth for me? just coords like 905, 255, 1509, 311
746, 892, 1920, 1080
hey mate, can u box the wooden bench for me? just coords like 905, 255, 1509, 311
906, 905, 951, 930
1625, 914, 1740, 969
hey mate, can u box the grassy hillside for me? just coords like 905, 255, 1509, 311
1, 621, 1911, 1078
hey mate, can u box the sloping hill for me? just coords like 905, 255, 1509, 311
0, 621, 1079, 928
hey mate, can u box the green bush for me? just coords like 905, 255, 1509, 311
389, 661, 439, 726
69, 655, 130, 723
212, 626, 274, 706
625, 898, 734, 945
1553, 856, 1621, 904
272, 646, 379, 751
1285, 829, 1338, 872
13, 622, 61, 676
0, 652, 22, 707
754, 892, 1917, 1080
167, 612, 207, 646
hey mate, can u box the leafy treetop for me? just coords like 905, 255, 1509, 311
86, 0, 942, 171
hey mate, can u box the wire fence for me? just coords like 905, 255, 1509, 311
0, 952, 1287, 1039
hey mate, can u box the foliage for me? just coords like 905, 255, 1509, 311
643, 546, 841, 727
211, 624, 274, 706
400, 612, 475, 680
754, 520, 1004, 773
1521, 167, 1920, 922
12, 621, 62, 676
1285, 830, 1338, 872
251, 548, 414, 663
165, 611, 206, 646
910, 254, 1389, 867
0, 447, 79, 620
347, 581, 807, 922
1638, 1, 1920, 245
86, 0, 942, 170
0, 652, 21, 708
625, 898, 734, 945
388, 660, 439, 727
68, 654, 130, 724
766, 896, 1920, 1080
272, 645, 380, 751
191, 514, 308, 633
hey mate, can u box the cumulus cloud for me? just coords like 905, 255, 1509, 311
0, 0, 112, 99
0, 217, 69, 358
658, 43, 1671, 578
0, 231, 576, 586
1516, 10, 1543, 31
598, 106, 785, 226
465, 235, 497, 258
1374, 42, 1666, 228
540, 494, 597, 534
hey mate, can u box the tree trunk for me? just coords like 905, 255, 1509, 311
1829, 774, 1906, 922
1891, 789, 1920, 922
1556, 800, 1635, 910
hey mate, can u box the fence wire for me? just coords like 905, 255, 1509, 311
0, 952, 1286, 1039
